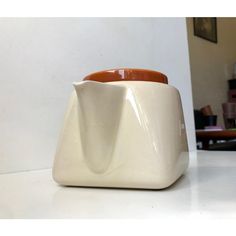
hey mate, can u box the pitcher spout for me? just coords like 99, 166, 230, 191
73, 81, 126, 173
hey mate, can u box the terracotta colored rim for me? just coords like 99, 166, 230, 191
83, 68, 168, 84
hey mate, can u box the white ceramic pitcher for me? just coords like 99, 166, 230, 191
53, 69, 189, 189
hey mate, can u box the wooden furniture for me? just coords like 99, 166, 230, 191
196, 130, 236, 150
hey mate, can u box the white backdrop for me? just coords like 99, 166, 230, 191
0, 18, 195, 173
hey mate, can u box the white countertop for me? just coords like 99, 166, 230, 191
0, 151, 236, 219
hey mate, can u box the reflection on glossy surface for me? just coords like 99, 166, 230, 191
1, 151, 236, 218
126, 88, 142, 125
52, 175, 191, 218
83, 68, 168, 84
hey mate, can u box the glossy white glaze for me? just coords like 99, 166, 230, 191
53, 81, 189, 189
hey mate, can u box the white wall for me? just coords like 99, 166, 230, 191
187, 18, 236, 127
151, 18, 195, 152
0, 18, 195, 174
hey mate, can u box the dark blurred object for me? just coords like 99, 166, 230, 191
204, 115, 217, 126
228, 89, 236, 102
222, 102, 236, 129
228, 79, 236, 90
208, 141, 236, 151
200, 105, 214, 116
194, 109, 217, 129
224, 74, 236, 128
199, 105, 217, 127
196, 130, 236, 150
194, 110, 205, 129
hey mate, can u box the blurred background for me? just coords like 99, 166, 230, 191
187, 18, 236, 150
